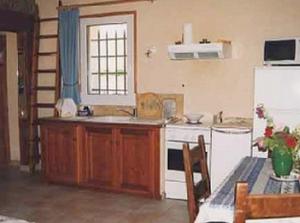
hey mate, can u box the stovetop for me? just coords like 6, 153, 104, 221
166, 120, 212, 129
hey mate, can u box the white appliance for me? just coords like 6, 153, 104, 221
253, 67, 300, 157
264, 38, 300, 65
210, 127, 252, 192
168, 42, 231, 60
165, 123, 211, 200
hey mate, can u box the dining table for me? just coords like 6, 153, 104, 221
195, 156, 300, 223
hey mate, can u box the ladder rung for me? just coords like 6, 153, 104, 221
39, 34, 58, 39
37, 69, 57, 73
38, 52, 57, 56
29, 137, 40, 143
35, 103, 55, 108
35, 86, 56, 91
31, 121, 39, 126
39, 17, 58, 22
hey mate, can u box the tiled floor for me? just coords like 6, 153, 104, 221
0, 167, 188, 223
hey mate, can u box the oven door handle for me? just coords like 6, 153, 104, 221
166, 141, 198, 149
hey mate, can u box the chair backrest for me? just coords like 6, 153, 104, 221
234, 181, 300, 223
183, 135, 211, 223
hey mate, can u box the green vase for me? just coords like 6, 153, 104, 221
272, 147, 293, 177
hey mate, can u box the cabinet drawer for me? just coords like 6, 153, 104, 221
165, 128, 211, 143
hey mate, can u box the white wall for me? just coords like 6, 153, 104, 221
36, 0, 300, 118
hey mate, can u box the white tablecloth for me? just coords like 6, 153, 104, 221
195, 157, 300, 223
0, 215, 32, 223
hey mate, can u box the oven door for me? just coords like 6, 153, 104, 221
165, 141, 201, 182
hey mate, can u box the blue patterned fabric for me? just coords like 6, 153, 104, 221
197, 157, 300, 223
59, 8, 81, 104
264, 178, 300, 194
210, 157, 299, 210
211, 157, 265, 207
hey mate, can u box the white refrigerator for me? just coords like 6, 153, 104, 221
253, 66, 300, 157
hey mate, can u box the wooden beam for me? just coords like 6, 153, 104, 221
39, 17, 58, 22
57, 0, 155, 10
0, 9, 35, 32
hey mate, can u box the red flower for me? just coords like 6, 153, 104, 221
264, 127, 273, 137
285, 136, 298, 148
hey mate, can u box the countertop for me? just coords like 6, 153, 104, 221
39, 116, 165, 126
166, 117, 253, 129
212, 117, 253, 129
39, 116, 253, 129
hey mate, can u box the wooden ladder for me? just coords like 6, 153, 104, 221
29, 15, 60, 172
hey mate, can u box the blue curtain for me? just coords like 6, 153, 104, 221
59, 8, 81, 104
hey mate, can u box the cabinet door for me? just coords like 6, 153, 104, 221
118, 128, 159, 197
41, 124, 77, 184
84, 127, 115, 188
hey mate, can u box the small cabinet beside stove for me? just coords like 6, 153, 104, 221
210, 127, 252, 192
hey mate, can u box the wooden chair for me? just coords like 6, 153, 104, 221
234, 181, 300, 223
183, 135, 211, 223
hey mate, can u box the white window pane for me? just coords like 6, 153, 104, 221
99, 26, 108, 39
108, 58, 116, 73
89, 41, 99, 57
100, 24, 113, 39
99, 24, 127, 39
117, 75, 126, 91
117, 40, 125, 55
88, 26, 99, 40
106, 27, 115, 39
108, 75, 116, 94
100, 75, 107, 93
117, 57, 125, 72
100, 41, 106, 56
89, 75, 99, 94
116, 24, 127, 38
89, 58, 98, 73
107, 40, 115, 56
100, 58, 106, 73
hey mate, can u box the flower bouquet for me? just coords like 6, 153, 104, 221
255, 104, 300, 177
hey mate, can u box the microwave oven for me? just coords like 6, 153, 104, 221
264, 38, 300, 65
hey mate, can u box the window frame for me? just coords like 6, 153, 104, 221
79, 12, 136, 106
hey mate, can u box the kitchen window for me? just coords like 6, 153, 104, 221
80, 13, 136, 105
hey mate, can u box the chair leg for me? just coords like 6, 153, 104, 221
234, 182, 248, 223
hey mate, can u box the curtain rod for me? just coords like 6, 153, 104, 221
57, 0, 155, 10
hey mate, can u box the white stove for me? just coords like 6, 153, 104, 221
164, 121, 212, 200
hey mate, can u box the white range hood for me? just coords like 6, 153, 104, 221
168, 42, 231, 60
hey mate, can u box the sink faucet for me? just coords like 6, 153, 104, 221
213, 111, 223, 124
218, 111, 223, 123
117, 107, 137, 117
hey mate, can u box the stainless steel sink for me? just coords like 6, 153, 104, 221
85, 116, 164, 125
87, 116, 133, 122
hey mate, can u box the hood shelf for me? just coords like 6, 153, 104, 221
168, 42, 231, 60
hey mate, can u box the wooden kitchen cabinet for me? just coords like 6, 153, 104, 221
83, 126, 116, 188
40, 119, 161, 199
81, 124, 161, 198
40, 119, 162, 199
40, 122, 81, 185
118, 128, 160, 197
